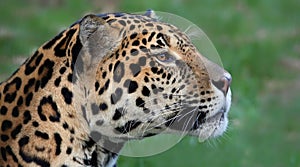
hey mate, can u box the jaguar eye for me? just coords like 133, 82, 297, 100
155, 52, 174, 62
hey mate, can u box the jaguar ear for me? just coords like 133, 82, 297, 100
79, 14, 106, 44
144, 9, 158, 19
75, 14, 122, 87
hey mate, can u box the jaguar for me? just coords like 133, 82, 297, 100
0, 10, 232, 166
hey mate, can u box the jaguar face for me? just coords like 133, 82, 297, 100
75, 13, 232, 143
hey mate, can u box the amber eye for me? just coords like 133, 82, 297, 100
155, 52, 174, 62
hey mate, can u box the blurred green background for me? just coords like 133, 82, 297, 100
0, 0, 299, 166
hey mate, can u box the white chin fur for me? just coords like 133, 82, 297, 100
210, 88, 232, 138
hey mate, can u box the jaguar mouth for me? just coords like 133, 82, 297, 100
191, 91, 231, 140
190, 110, 228, 141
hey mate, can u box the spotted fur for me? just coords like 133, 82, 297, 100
0, 10, 232, 167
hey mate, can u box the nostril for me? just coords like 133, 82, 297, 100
212, 73, 232, 95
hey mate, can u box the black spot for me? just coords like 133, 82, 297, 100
17, 96, 24, 106
157, 68, 164, 75
71, 36, 83, 65
124, 79, 138, 94
156, 25, 163, 31
62, 122, 69, 129
12, 106, 19, 117
35, 130, 49, 140
70, 128, 75, 134
35, 51, 44, 64
1, 120, 12, 131
61, 87, 73, 105
59, 67, 67, 74
1, 135, 9, 142
98, 87, 104, 96
115, 120, 142, 134
112, 108, 124, 121
91, 103, 100, 115
66, 147, 72, 155
132, 40, 140, 46
104, 79, 110, 90
115, 52, 120, 59
67, 73, 73, 83
111, 88, 123, 105
38, 59, 55, 88
129, 64, 141, 77
0, 106, 8, 115
102, 71, 107, 79
95, 81, 100, 91
151, 67, 158, 74
11, 124, 22, 139
1, 146, 7, 161
32, 121, 39, 127
142, 29, 148, 35
99, 103, 108, 111
54, 29, 76, 57
139, 46, 148, 53
25, 92, 33, 106
133, 19, 140, 24
130, 49, 139, 56
166, 73, 172, 80
130, 33, 137, 39
113, 61, 125, 83
118, 20, 126, 26
148, 32, 156, 42
109, 63, 113, 72
54, 77, 61, 87
142, 86, 151, 97
23, 110, 31, 124
4, 91, 17, 103
157, 39, 165, 46
54, 133, 62, 155
142, 38, 147, 45
121, 50, 126, 57
144, 76, 149, 83
129, 24, 135, 30
136, 97, 145, 108
145, 23, 154, 27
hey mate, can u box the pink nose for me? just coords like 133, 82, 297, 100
212, 73, 232, 95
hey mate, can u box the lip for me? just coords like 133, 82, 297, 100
206, 111, 224, 123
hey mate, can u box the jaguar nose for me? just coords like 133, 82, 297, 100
212, 73, 232, 95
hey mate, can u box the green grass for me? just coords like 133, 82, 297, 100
1, 0, 299, 166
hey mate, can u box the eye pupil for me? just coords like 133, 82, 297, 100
158, 54, 166, 61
